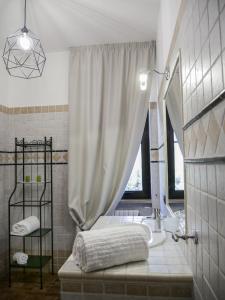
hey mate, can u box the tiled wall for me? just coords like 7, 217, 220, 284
11, 110, 75, 271
161, 0, 225, 299
0, 107, 75, 275
185, 162, 225, 300
0, 111, 10, 277
183, 0, 225, 299
0, 102, 163, 276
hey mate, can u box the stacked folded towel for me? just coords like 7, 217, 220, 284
73, 223, 151, 272
11, 216, 40, 236
13, 252, 28, 265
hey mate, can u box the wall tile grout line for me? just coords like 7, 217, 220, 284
183, 89, 225, 131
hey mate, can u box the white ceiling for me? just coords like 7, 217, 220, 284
0, 0, 160, 52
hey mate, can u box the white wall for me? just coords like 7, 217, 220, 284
0, 0, 181, 108
156, 0, 181, 74
0, 57, 10, 106
150, 0, 181, 104
154, 0, 182, 207
0, 51, 69, 107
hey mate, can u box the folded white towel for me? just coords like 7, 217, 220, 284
13, 252, 28, 265
11, 216, 40, 236
73, 224, 151, 272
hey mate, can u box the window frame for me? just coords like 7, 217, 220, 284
166, 109, 184, 199
122, 114, 151, 199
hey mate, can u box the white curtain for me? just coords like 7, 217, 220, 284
166, 64, 184, 153
68, 41, 155, 230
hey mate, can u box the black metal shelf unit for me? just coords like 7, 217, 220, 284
8, 137, 53, 289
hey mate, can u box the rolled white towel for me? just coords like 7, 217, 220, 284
13, 252, 28, 265
73, 223, 151, 272
11, 216, 40, 236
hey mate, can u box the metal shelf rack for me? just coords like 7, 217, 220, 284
8, 137, 53, 289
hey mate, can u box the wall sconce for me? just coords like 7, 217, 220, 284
139, 73, 148, 91
139, 68, 170, 91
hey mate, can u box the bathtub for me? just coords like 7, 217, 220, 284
58, 216, 193, 300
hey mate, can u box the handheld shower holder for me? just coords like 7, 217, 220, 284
172, 231, 199, 245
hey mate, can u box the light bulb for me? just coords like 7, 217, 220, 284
139, 73, 148, 91
18, 33, 33, 50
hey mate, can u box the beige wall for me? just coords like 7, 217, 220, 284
156, 0, 182, 73
157, 0, 225, 299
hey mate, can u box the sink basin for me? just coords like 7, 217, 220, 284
149, 230, 167, 248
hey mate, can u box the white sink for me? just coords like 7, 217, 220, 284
149, 230, 167, 248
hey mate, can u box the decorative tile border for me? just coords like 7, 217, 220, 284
0, 104, 68, 114
0, 150, 68, 165
183, 100, 225, 160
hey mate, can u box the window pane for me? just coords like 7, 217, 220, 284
125, 146, 143, 191
174, 133, 184, 191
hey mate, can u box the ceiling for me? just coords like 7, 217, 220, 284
0, 0, 160, 52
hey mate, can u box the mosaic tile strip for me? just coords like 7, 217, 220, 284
0, 150, 68, 165
0, 104, 68, 114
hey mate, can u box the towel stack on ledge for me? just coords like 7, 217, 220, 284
11, 216, 40, 236
73, 223, 151, 272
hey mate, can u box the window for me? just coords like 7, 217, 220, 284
123, 115, 151, 199
167, 110, 184, 199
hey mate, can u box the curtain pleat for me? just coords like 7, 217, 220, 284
68, 41, 155, 230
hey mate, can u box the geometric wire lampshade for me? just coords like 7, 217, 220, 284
2, 28, 46, 79
2, 0, 46, 79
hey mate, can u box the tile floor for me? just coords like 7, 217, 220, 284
0, 273, 60, 300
